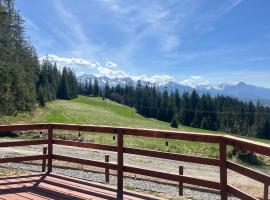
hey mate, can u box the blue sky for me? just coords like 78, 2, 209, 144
17, 0, 270, 88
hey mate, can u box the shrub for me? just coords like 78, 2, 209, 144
238, 151, 264, 166
228, 148, 264, 166
170, 116, 178, 128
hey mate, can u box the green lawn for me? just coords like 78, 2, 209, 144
3, 96, 270, 159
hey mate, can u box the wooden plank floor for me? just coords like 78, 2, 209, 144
0, 173, 161, 200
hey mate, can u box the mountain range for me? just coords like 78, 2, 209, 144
78, 74, 270, 105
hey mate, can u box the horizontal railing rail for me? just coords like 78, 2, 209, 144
227, 185, 258, 200
53, 154, 118, 170
53, 139, 118, 152
52, 123, 221, 143
0, 123, 270, 200
123, 165, 221, 190
0, 140, 47, 147
124, 147, 220, 166
0, 155, 48, 164
227, 161, 270, 184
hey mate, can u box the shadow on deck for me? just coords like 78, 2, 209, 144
0, 173, 161, 200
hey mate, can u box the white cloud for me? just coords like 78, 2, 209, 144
99, 0, 181, 55
101, 0, 135, 15
105, 61, 118, 68
179, 75, 238, 89
40, 54, 97, 68
101, 0, 168, 24
150, 75, 174, 85
190, 76, 202, 80
53, 1, 104, 57
161, 35, 181, 52
97, 67, 128, 79
180, 75, 204, 88
191, 0, 243, 34
220, 0, 243, 15
96, 65, 173, 85
180, 79, 197, 88
132, 74, 174, 85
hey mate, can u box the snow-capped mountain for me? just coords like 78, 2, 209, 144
78, 73, 270, 104
78, 73, 154, 87
163, 81, 270, 103
222, 82, 270, 102
196, 82, 238, 91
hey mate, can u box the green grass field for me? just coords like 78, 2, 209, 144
8, 96, 211, 131
3, 96, 270, 161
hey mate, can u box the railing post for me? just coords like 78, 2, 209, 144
105, 154, 110, 183
179, 166, 183, 196
47, 124, 53, 173
220, 138, 227, 200
264, 184, 269, 200
117, 130, 124, 199
42, 147, 47, 172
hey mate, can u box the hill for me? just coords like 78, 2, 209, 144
4, 96, 223, 158
4, 96, 270, 160
11, 96, 202, 132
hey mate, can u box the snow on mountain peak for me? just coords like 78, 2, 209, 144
77, 73, 270, 103
78, 73, 238, 90
211, 81, 239, 90
178, 75, 239, 90
196, 81, 239, 90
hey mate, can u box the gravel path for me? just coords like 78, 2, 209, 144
1, 138, 264, 199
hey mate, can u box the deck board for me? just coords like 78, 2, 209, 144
9, 175, 67, 200
0, 173, 161, 200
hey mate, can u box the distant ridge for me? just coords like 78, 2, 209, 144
78, 73, 270, 105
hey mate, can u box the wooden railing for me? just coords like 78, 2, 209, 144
0, 123, 270, 200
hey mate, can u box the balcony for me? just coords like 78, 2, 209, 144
0, 123, 269, 200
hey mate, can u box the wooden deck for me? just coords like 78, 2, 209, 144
0, 173, 161, 200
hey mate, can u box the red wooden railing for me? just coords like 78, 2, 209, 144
0, 123, 269, 200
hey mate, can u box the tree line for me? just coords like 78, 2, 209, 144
78, 78, 100, 97
37, 60, 78, 107
79, 80, 270, 139
0, 0, 77, 116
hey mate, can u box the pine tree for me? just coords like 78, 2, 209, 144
0, 0, 79, 115
0, 0, 39, 115
174, 89, 181, 111
105, 81, 110, 98
254, 101, 263, 136
66, 68, 77, 99
171, 114, 179, 128
135, 81, 143, 113
158, 89, 169, 121
180, 92, 191, 125
57, 67, 71, 100
257, 119, 270, 139
38, 87, 46, 107
190, 90, 199, 125
93, 78, 99, 97
75, 75, 270, 139
191, 109, 203, 128
201, 117, 210, 130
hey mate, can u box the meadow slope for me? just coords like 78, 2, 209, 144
3, 96, 270, 158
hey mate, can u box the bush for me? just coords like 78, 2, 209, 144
228, 149, 264, 166
170, 116, 178, 128
238, 151, 264, 166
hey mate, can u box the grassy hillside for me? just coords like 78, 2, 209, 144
8, 96, 206, 131
2, 96, 270, 160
